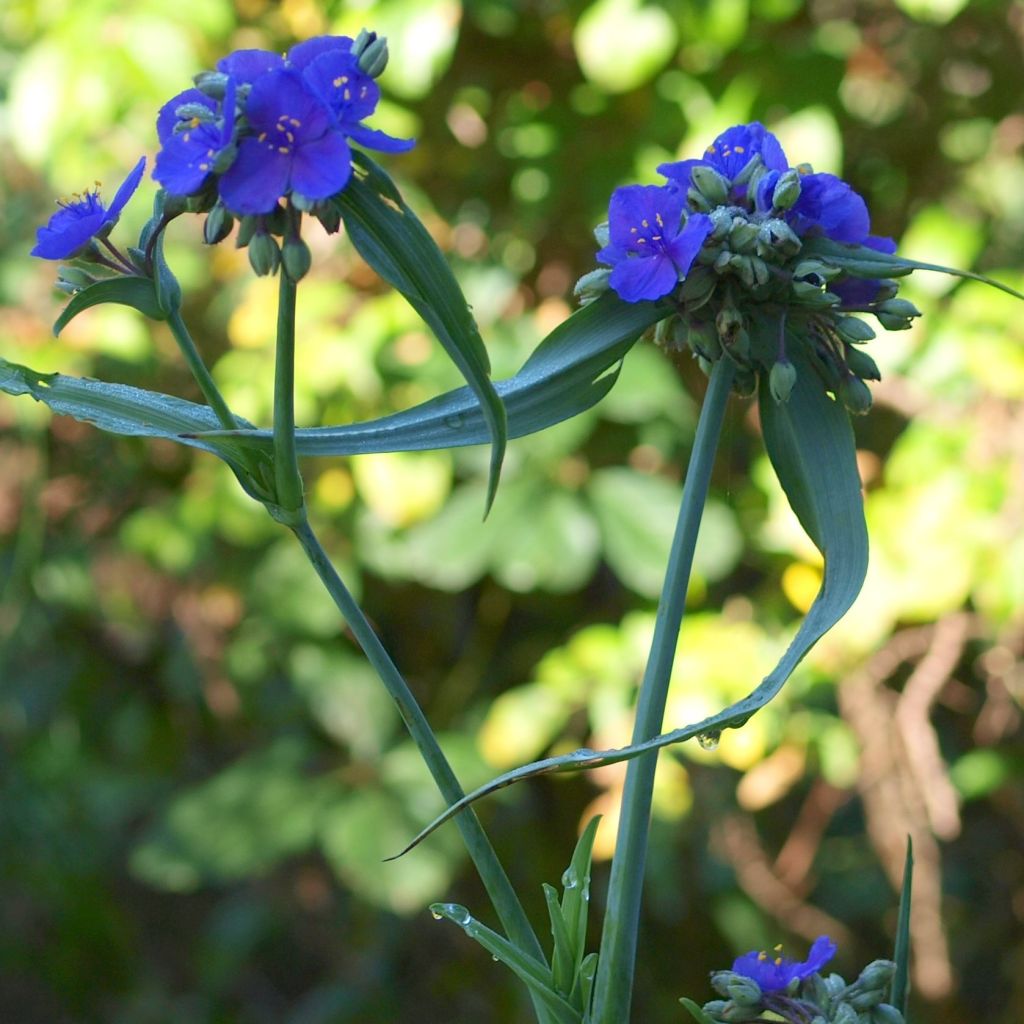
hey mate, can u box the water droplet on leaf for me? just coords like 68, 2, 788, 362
697, 730, 721, 751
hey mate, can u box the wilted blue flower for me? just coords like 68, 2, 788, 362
731, 936, 837, 993
217, 68, 352, 215
154, 78, 237, 197
31, 157, 146, 260
597, 185, 713, 302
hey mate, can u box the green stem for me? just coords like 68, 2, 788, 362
166, 309, 239, 432
289, 519, 550, 974
591, 357, 735, 1024
273, 272, 304, 518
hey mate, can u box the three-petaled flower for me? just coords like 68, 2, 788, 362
596, 185, 713, 303
31, 157, 146, 261
731, 935, 837, 993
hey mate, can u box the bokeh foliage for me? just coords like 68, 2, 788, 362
2, 0, 1023, 1021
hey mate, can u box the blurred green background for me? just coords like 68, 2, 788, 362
2, 0, 1023, 1021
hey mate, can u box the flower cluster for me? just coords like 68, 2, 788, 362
694, 937, 906, 1024
579, 123, 922, 412
30, 30, 411, 284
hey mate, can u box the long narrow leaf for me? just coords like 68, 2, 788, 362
388, 350, 869, 856
430, 903, 581, 1024
196, 292, 665, 456
891, 837, 914, 1018
335, 152, 506, 509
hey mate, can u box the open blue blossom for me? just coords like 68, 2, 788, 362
31, 157, 146, 260
218, 68, 351, 215
659, 122, 789, 193
731, 936, 837, 993
597, 185, 713, 302
154, 78, 237, 197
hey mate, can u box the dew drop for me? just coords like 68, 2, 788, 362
696, 730, 721, 751
561, 866, 579, 890
431, 911, 443, 921
491, 955, 500, 962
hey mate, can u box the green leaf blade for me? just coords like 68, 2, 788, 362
53, 276, 166, 335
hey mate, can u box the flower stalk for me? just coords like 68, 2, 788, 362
591, 356, 735, 1024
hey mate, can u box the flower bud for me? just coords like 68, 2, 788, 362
840, 375, 873, 414
174, 101, 217, 125
687, 187, 713, 213
876, 298, 921, 319
57, 265, 98, 289
203, 202, 234, 245
193, 70, 229, 99
771, 169, 802, 211
358, 36, 389, 78
845, 347, 881, 381
728, 254, 756, 289
713, 249, 734, 274
792, 279, 840, 306
573, 267, 611, 305
248, 231, 281, 276
870, 1004, 905, 1024
835, 315, 876, 343
875, 312, 914, 331
732, 153, 763, 186
756, 218, 801, 257
732, 366, 757, 397
282, 236, 313, 282
314, 202, 342, 235
832, 1004, 860, 1024
709, 206, 735, 241
593, 221, 610, 249
769, 359, 798, 402
728, 218, 759, 253
691, 164, 731, 206
679, 266, 717, 309
687, 319, 721, 360
715, 305, 744, 347
235, 215, 259, 249
848, 988, 888, 1012
750, 256, 771, 287
793, 259, 842, 283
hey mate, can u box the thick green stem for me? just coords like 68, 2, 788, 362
289, 519, 549, 970
273, 272, 304, 517
166, 310, 238, 432
591, 357, 735, 1024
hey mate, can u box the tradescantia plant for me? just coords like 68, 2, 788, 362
2, 31, 1019, 1023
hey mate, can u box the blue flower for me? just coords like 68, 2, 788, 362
597, 185, 713, 302
301, 50, 414, 153
659, 122, 789, 192
217, 68, 352, 215
731, 936, 837, 993
154, 78, 237, 197
31, 157, 146, 260
216, 48, 285, 84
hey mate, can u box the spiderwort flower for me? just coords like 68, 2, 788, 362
597, 185, 713, 302
31, 157, 146, 261
731, 936, 837, 993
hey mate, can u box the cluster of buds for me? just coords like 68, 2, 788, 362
701, 953, 905, 1024
579, 123, 923, 413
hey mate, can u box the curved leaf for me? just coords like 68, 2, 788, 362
195, 292, 665, 456
335, 152, 506, 510
388, 348, 869, 856
53, 276, 166, 335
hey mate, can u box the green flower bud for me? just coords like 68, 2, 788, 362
248, 231, 281, 276
709, 206, 735, 241
282, 236, 313, 282
654, 316, 675, 348
57, 265, 98, 289
875, 312, 914, 331
793, 259, 842, 283
593, 221, 610, 249
832, 1005, 860, 1024
728, 253, 756, 289
687, 187, 713, 213
840, 375, 873, 414
679, 266, 717, 309
728, 218, 759, 253
876, 298, 921, 319
314, 202, 342, 235
771, 168, 802, 211
769, 359, 798, 402
692, 164, 731, 206
845, 346, 881, 381
687, 318, 722, 360
699, 999, 728, 1019
713, 249, 735, 273
749, 256, 771, 287
824, 973, 848, 998
126, 246, 148, 271
203, 202, 234, 245
193, 70, 229, 99
357, 36, 389, 78
756, 218, 802, 258
721, 1003, 763, 1022
236, 215, 259, 249
724, 977, 762, 1006
715, 305, 745, 347
870, 1004, 905, 1024
732, 153, 763, 186
835, 315, 876, 343
573, 267, 611, 305
792, 280, 841, 306
173, 101, 217, 124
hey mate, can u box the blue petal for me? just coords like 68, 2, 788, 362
245, 68, 331, 141
156, 88, 213, 146
107, 157, 147, 219
287, 35, 354, 71
607, 184, 685, 249
218, 137, 292, 214
217, 48, 285, 84
608, 253, 678, 302
290, 131, 353, 199
790, 173, 870, 243
345, 124, 415, 153
656, 157, 702, 189
704, 122, 789, 180
665, 212, 713, 277
303, 51, 379, 124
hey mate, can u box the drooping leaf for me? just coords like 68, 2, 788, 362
335, 151, 507, 510
53, 276, 166, 335
388, 347, 870, 856
198, 292, 665, 455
